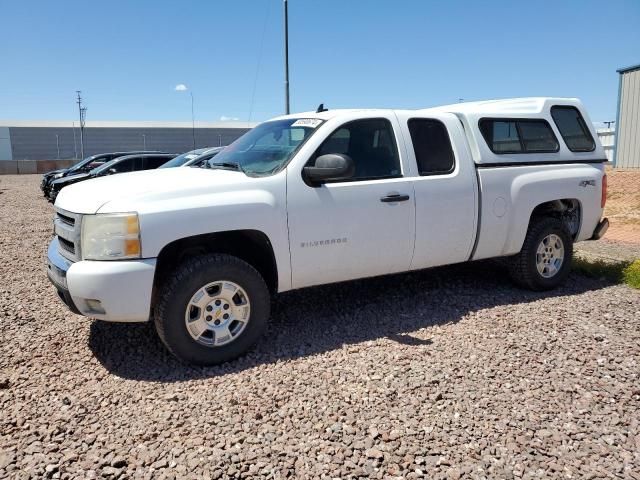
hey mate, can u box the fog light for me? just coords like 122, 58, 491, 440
85, 299, 106, 314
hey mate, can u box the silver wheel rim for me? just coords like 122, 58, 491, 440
184, 280, 250, 347
536, 234, 565, 278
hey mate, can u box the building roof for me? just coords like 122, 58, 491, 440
617, 64, 640, 74
0, 120, 258, 129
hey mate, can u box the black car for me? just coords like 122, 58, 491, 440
48, 153, 176, 202
41, 151, 163, 197
158, 146, 224, 169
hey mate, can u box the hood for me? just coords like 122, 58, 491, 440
52, 172, 90, 187
55, 167, 254, 214
44, 168, 67, 178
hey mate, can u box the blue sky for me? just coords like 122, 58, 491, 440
1, 0, 638, 124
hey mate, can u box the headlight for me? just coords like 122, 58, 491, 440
81, 213, 141, 260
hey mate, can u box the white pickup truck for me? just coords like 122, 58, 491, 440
47, 98, 609, 365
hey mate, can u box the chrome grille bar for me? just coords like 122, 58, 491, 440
54, 208, 82, 262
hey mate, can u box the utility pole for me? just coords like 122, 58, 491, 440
76, 91, 87, 159
72, 122, 78, 159
190, 91, 196, 149
283, 0, 290, 114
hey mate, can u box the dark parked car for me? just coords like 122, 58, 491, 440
158, 146, 224, 169
41, 151, 163, 197
48, 153, 176, 202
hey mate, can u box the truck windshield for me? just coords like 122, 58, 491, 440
207, 118, 323, 175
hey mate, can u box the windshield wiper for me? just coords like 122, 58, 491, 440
209, 161, 246, 174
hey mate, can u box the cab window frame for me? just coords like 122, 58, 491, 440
407, 118, 456, 176
305, 117, 403, 183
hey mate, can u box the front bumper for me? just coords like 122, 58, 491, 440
47, 238, 157, 322
47, 240, 81, 314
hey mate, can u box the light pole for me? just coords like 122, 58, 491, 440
190, 91, 195, 150
283, 0, 290, 114
176, 85, 196, 149
56, 135, 60, 159
142, 134, 146, 150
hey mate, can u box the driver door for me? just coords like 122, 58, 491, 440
287, 115, 415, 289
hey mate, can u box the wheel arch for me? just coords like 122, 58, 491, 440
528, 198, 582, 238
151, 229, 279, 311
509, 198, 581, 254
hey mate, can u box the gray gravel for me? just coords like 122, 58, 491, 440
1, 174, 639, 480
575, 238, 640, 264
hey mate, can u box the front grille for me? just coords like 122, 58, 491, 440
57, 212, 75, 227
58, 237, 75, 255
54, 208, 82, 262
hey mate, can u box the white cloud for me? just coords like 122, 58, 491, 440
220, 115, 240, 121
174, 84, 188, 91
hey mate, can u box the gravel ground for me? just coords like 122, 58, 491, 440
1, 174, 639, 480
575, 239, 640, 264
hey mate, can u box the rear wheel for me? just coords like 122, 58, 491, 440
509, 217, 573, 291
154, 254, 270, 365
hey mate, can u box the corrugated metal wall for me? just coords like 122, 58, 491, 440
616, 67, 640, 168
7, 126, 250, 160
0, 127, 12, 160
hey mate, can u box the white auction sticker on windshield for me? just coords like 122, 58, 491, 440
291, 118, 323, 128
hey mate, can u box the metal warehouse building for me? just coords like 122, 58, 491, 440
614, 63, 640, 168
0, 120, 255, 174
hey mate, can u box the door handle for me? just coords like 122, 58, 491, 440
380, 194, 410, 203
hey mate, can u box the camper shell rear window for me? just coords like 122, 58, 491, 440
550, 106, 595, 152
479, 118, 559, 154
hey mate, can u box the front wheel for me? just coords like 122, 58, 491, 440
154, 254, 270, 365
509, 217, 573, 291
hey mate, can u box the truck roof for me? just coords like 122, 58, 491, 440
273, 97, 605, 165
272, 97, 585, 120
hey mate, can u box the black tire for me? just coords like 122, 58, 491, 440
154, 254, 270, 365
508, 217, 573, 291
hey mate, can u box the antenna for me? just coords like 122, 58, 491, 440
316, 103, 328, 113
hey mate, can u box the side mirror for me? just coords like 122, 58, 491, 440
108, 168, 117, 175
303, 154, 355, 185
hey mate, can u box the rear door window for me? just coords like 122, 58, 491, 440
407, 119, 455, 175
550, 106, 595, 152
111, 157, 138, 173
144, 156, 171, 169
